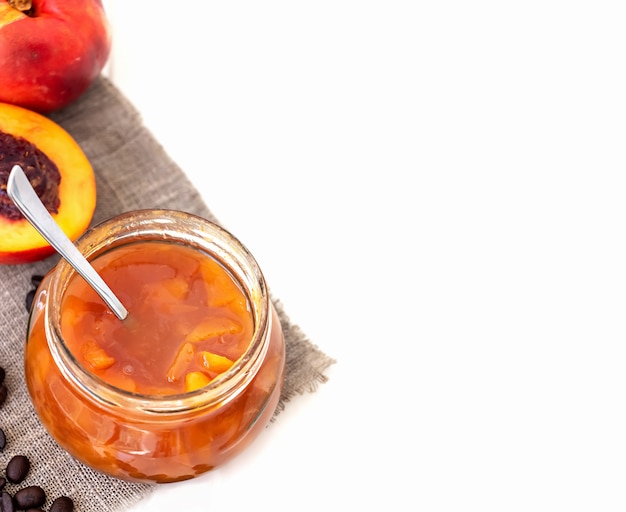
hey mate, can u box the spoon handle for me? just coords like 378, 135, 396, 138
7, 165, 128, 321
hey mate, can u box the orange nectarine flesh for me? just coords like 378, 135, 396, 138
0, 102, 96, 264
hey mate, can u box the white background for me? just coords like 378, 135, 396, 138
101, 2, 626, 511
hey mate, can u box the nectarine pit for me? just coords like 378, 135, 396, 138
8, 0, 34, 16
0, 130, 60, 220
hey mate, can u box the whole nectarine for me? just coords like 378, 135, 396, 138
0, 102, 96, 264
0, 0, 111, 113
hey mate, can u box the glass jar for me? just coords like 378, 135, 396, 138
24, 209, 286, 483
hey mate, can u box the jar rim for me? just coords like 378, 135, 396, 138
45, 209, 270, 414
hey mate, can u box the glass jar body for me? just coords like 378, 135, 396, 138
24, 210, 286, 483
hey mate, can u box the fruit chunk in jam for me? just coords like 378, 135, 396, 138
60, 241, 253, 395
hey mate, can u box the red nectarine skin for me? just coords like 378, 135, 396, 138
0, 244, 55, 265
0, 0, 112, 113
0, 102, 96, 264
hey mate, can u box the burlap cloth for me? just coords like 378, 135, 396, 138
0, 76, 335, 511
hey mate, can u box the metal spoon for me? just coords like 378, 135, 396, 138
7, 164, 128, 321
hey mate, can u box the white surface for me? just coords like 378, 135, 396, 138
101, 2, 626, 511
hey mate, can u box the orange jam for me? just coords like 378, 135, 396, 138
24, 210, 286, 483
61, 241, 254, 396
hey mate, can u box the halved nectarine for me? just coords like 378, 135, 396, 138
0, 102, 96, 264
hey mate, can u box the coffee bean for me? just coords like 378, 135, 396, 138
14, 486, 45, 510
0, 491, 13, 512
49, 496, 74, 512
0, 385, 7, 409
24, 509, 44, 512
0, 428, 5, 451
5, 455, 29, 484
0, 478, 4, 491
24, 290, 36, 313
25, 275, 44, 312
